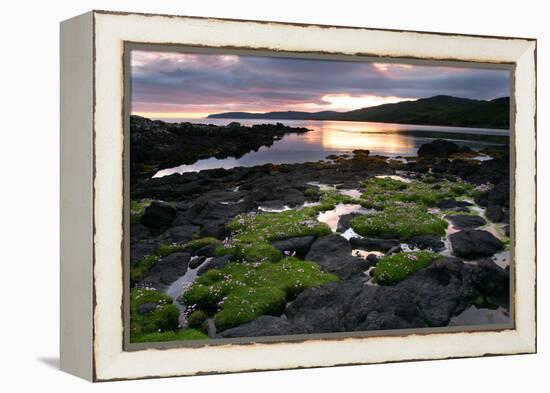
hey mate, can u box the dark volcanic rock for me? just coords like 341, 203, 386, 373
141, 202, 177, 229
436, 199, 473, 210
445, 214, 486, 229
305, 235, 370, 279
336, 213, 360, 233
449, 230, 503, 258
217, 316, 300, 338
418, 139, 460, 158
366, 253, 380, 264
197, 254, 233, 276
349, 237, 400, 252
394, 257, 478, 326
196, 244, 218, 258
285, 279, 364, 333
284, 258, 482, 333
270, 236, 315, 259
408, 235, 446, 252
130, 115, 310, 180
160, 224, 199, 243
142, 252, 191, 288
345, 285, 426, 331
471, 259, 509, 296
189, 256, 207, 269
130, 243, 157, 266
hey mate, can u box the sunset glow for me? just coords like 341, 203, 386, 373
130, 50, 510, 120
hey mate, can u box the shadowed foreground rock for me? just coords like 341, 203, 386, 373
305, 235, 371, 280
215, 257, 509, 336
449, 230, 503, 258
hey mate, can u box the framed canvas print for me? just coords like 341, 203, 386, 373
60, 10, 537, 381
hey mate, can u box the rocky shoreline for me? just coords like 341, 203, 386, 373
129, 138, 511, 343
130, 115, 310, 180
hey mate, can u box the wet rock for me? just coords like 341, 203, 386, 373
217, 315, 301, 338
408, 235, 445, 252
142, 252, 191, 287
418, 139, 460, 158
445, 214, 486, 229
189, 256, 207, 269
345, 285, 426, 331
349, 237, 400, 252
197, 254, 233, 276
196, 243, 218, 258
366, 253, 380, 265
285, 279, 364, 333
191, 201, 246, 227
336, 213, 360, 233
471, 259, 509, 296
160, 224, 199, 243
387, 245, 403, 255
199, 223, 228, 239
305, 235, 370, 279
270, 236, 315, 259
436, 199, 473, 210
394, 257, 478, 326
141, 202, 176, 229
449, 230, 503, 259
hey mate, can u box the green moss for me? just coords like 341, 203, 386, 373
360, 177, 474, 208
131, 328, 208, 343
351, 204, 448, 240
373, 251, 441, 285
130, 199, 152, 223
187, 310, 208, 330
129, 287, 180, 342
221, 209, 331, 263
130, 243, 186, 284
182, 257, 338, 331
184, 237, 221, 251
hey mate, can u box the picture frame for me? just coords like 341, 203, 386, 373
60, 10, 537, 381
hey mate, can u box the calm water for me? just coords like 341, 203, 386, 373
153, 118, 509, 177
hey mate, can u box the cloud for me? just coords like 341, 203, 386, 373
130, 50, 510, 116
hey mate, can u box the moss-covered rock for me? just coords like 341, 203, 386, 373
130, 199, 152, 223
373, 251, 441, 285
184, 237, 221, 251
219, 209, 332, 263
360, 177, 474, 208
130, 243, 186, 284
351, 204, 448, 240
182, 257, 338, 331
129, 287, 180, 342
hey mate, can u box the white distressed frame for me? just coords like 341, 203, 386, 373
61, 10, 536, 381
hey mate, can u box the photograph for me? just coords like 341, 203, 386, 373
127, 49, 513, 344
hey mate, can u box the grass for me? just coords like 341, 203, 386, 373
373, 251, 442, 285
359, 177, 474, 209
182, 257, 338, 331
130, 243, 186, 284
130, 199, 152, 223
129, 287, 180, 342
351, 203, 448, 240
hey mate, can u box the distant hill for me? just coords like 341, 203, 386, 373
208, 95, 510, 129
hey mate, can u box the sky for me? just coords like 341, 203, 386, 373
130, 50, 510, 119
